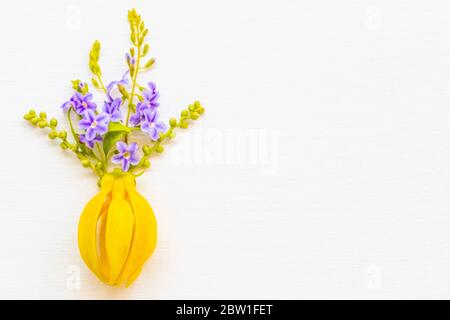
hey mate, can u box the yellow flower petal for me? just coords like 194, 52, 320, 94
78, 175, 114, 283
105, 177, 135, 285
116, 174, 157, 286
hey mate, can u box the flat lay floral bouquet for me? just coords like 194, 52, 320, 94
23, 9, 204, 287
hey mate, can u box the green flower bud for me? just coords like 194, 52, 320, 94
143, 145, 151, 155
60, 142, 68, 150
38, 121, 47, 128
23, 113, 33, 120
156, 145, 164, 153
50, 118, 58, 127
198, 106, 205, 114
81, 160, 91, 167
143, 159, 151, 168
181, 110, 189, 117
59, 131, 67, 139
169, 118, 177, 127
180, 120, 189, 129
188, 104, 195, 112
28, 109, 36, 115
39, 112, 47, 119
95, 162, 104, 170
48, 131, 57, 139
31, 117, 40, 125
191, 112, 199, 120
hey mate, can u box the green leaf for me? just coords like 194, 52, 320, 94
103, 130, 127, 155
109, 122, 132, 133
102, 122, 132, 155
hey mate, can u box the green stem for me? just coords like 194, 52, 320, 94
97, 75, 107, 93
126, 46, 142, 127
95, 142, 107, 171
67, 108, 78, 144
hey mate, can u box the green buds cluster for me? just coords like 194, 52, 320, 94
89, 41, 102, 76
177, 101, 205, 129
23, 109, 107, 175
89, 41, 105, 91
128, 9, 146, 47
127, 8, 154, 80
130, 100, 205, 176
71, 80, 89, 94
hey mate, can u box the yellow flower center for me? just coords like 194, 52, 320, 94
91, 120, 97, 128
123, 152, 130, 159
82, 102, 88, 108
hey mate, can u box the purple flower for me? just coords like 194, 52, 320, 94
60, 93, 80, 111
141, 109, 167, 141
102, 98, 122, 122
79, 133, 102, 149
142, 82, 160, 108
126, 53, 136, 67
105, 70, 129, 100
129, 101, 149, 127
111, 142, 140, 172
71, 92, 97, 115
78, 110, 109, 141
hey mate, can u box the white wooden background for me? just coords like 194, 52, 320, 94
2, 0, 450, 299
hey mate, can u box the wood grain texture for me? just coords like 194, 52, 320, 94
1, 0, 450, 299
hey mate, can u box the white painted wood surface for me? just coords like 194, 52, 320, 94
1, 0, 450, 299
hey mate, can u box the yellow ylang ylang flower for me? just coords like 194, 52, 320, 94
23, 8, 204, 286
78, 172, 157, 286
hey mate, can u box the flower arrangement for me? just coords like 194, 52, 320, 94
23, 9, 204, 287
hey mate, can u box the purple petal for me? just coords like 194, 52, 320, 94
149, 92, 160, 103
116, 141, 127, 153
143, 109, 157, 123
140, 121, 151, 133
129, 153, 140, 165
122, 158, 130, 172
84, 109, 95, 122
96, 113, 108, 123
129, 114, 140, 126
128, 142, 138, 153
155, 121, 167, 132
150, 127, 159, 141
85, 127, 96, 141
95, 124, 108, 135
78, 119, 92, 130
111, 154, 124, 164
110, 111, 122, 122
61, 101, 72, 110
148, 82, 156, 91
121, 70, 129, 82
84, 93, 93, 101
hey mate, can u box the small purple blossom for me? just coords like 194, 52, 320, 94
79, 134, 102, 149
141, 109, 167, 141
105, 70, 129, 100
78, 82, 87, 91
111, 142, 140, 172
70, 92, 97, 115
126, 53, 136, 67
78, 110, 109, 141
142, 82, 160, 108
102, 98, 122, 122
129, 101, 149, 127
60, 93, 80, 111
